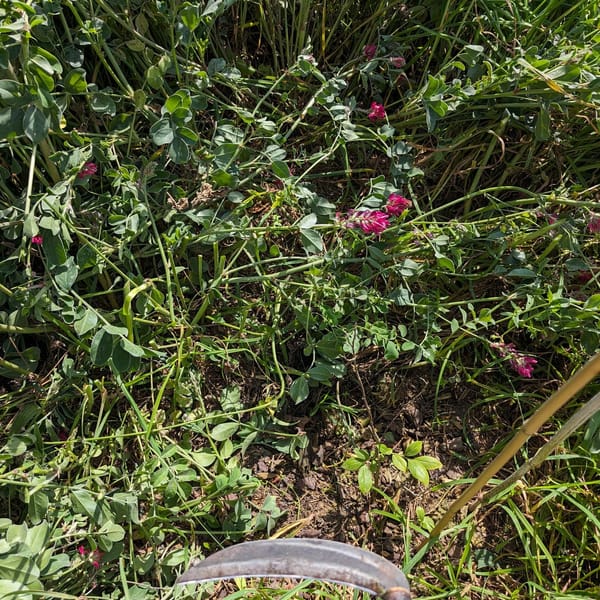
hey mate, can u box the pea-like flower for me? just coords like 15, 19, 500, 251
385, 193, 412, 215
390, 56, 406, 68
492, 342, 537, 378
339, 209, 390, 235
588, 214, 600, 234
77, 162, 98, 178
363, 44, 377, 60
368, 102, 386, 121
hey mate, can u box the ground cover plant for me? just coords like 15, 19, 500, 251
1, 0, 600, 598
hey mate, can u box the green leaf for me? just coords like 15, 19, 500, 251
90, 328, 114, 366
98, 520, 125, 543
271, 160, 290, 179
404, 440, 423, 457
27, 492, 49, 524
289, 377, 309, 404
70, 488, 98, 517
211, 422, 239, 441
39, 553, 70, 577
23, 213, 38, 237
24, 521, 49, 554
208, 58, 226, 75
0, 106, 24, 139
307, 360, 345, 382
111, 342, 140, 373
414, 455, 442, 470
164, 90, 191, 113
0, 579, 39, 600
5, 435, 28, 456
169, 137, 190, 163
391, 453, 407, 472
342, 457, 364, 471
191, 450, 217, 467
111, 493, 140, 524
357, 464, 374, 494
150, 117, 174, 145
63, 68, 87, 93
90, 92, 116, 116
40, 231, 66, 266
23, 105, 50, 144
103, 323, 129, 336
301, 228, 323, 254
407, 459, 430, 485
180, 3, 201, 31
146, 65, 164, 89
74, 309, 98, 336
202, 0, 235, 17
119, 337, 146, 358
176, 125, 199, 145
0, 555, 40, 584
53, 256, 79, 290
133, 89, 146, 110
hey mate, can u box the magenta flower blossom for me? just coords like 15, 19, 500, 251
390, 56, 406, 68
385, 193, 412, 215
363, 44, 377, 60
77, 162, 98, 178
89, 549, 103, 569
492, 342, 537, 378
338, 209, 390, 235
31, 235, 43, 245
588, 214, 600, 234
368, 102, 386, 121
77, 545, 103, 569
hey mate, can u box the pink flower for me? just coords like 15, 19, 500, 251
77, 162, 98, 178
368, 102, 386, 122
492, 342, 537, 378
77, 545, 103, 568
341, 209, 390, 235
363, 44, 377, 60
89, 549, 103, 569
588, 215, 600, 234
390, 56, 406, 68
509, 354, 537, 378
385, 193, 412, 215
31, 235, 43, 245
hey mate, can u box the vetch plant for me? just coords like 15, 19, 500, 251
491, 341, 538, 378
368, 101, 387, 121
343, 441, 442, 494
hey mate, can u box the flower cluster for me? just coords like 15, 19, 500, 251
77, 161, 98, 178
492, 342, 537, 378
344, 209, 390, 235
363, 43, 406, 69
588, 214, 600, 234
337, 192, 412, 235
368, 102, 386, 122
78, 545, 103, 569
390, 56, 406, 68
31, 235, 43, 245
385, 193, 412, 215
363, 44, 377, 60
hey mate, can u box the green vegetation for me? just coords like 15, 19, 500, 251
1, 0, 599, 598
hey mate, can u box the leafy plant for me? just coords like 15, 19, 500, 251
343, 441, 442, 494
